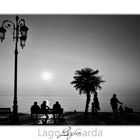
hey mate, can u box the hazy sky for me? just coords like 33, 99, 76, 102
0, 15, 140, 109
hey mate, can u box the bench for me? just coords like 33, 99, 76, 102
0, 108, 11, 118
31, 108, 64, 124
124, 107, 133, 113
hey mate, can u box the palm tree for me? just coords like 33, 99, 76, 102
71, 67, 105, 118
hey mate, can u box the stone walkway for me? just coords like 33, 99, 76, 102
30, 114, 68, 125
0, 112, 140, 125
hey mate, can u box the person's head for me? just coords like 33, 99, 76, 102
56, 101, 59, 104
113, 94, 117, 98
43, 101, 46, 104
34, 101, 37, 106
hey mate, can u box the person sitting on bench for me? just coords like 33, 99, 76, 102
31, 101, 40, 119
40, 101, 49, 122
53, 101, 63, 119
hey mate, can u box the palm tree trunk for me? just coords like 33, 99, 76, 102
85, 92, 90, 118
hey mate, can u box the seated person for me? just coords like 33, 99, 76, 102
40, 101, 50, 121
53, 101, 63, 119
31, 101, 40, 119
119, 105, 124, 114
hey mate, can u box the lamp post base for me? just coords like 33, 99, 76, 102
13, 105, 19, 123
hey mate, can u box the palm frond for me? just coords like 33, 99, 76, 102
71, 67, 105, 95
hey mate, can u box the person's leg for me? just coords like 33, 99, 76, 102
112, 107, 115, 116
95, 107, 97, 113
116, 107, 118, 115
58, 109, 62, 119
53, 113, 56, 124
45, 113, 49, 124
114, 108, 118, 116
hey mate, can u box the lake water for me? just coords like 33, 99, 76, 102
0, 95, 139, 113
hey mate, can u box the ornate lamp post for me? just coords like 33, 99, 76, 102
0, 16, 29, 122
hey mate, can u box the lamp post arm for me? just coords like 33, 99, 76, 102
2, 20, 16, 41
2, 20, 15, 30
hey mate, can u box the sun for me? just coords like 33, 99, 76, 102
41, 71, 53, 81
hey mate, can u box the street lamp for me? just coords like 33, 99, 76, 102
0, 16, 29, 122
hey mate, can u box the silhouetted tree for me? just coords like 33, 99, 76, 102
71, 67, 105, 118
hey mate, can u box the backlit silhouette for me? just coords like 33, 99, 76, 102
110, 94, 123, 116
93, 91, 100, 114
31, 101, 40, 119
71, 67, 105, 118
53, 101, 63, 119
40, 101, 50, 123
